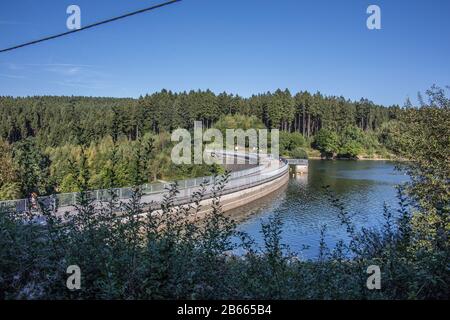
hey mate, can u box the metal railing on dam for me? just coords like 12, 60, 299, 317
165, 160, 289, 209
0, 151, 288, 214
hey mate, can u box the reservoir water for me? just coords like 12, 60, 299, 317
233, 160, 409, 259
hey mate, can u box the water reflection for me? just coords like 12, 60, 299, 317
232, 160, 409, 259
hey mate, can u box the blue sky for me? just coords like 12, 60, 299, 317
0, 0, 449, 106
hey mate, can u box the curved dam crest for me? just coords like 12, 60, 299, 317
0, 151, 300, 217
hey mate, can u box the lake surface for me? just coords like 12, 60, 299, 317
232, 160, 409, 259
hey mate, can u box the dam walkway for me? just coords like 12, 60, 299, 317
0, 150, 303, 215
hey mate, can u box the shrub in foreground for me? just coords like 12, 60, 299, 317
0, 172, 448, 299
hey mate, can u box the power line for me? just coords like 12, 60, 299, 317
0, 0, 182, 53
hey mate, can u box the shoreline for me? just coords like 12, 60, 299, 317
307, 156, 399, 161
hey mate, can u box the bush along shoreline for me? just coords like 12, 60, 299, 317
0, 168, 448, 299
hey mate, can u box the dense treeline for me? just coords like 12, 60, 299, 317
0, 134, 219, 200
0, 96, 135, 147
0, 89, 401, 200
0, 89, 400, 147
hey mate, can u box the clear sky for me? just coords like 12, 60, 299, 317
0, 0, 449, 106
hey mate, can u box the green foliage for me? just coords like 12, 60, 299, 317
313, 129, 340, 158
339, 126, 365, 158
266, 89, 295, 130
0, 140, 20, 200
0, 183, 21, 201
0, 90, 398, 147
212, 114, 266, 149
0, 90, 400, 200
0, 133, 221, 200
0, 87, 446, 300
388, 85, 449, 256
279, 132, 306, 155
0, 172, 447, 299
214, 114, 265, 133
289, 147, 308, 159
13, 138, 54, 196
339, 140, 363, 158
313, 126, 385, 159
290, 132, 306, 149
377, 120, 402, 151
